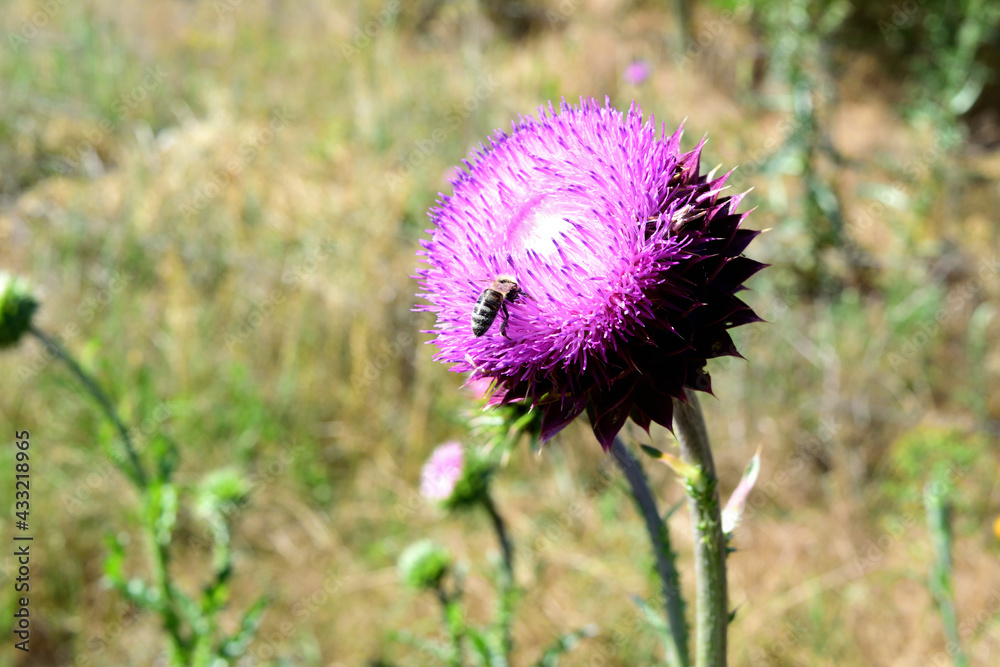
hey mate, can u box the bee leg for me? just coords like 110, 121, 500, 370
499, 302, 511, 339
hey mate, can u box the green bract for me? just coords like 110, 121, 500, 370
397, 540, 451, 591
0, 273, 38, 349
441, 453, 493, 511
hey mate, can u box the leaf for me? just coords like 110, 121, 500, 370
145, 482, 178, 547
532, 624, 599, 666
390, 629, 453, 661
464, 626, 496, 664
630, 594, 671, 642
639, 445, 701, 483
149, 433, 180, 482
102, 533, 127, 587
721, 448, 762, 535
219, 595, 270, 658
664, 499, 685, 521
171, 582, 202, 628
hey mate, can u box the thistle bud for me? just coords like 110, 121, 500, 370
0, 273, 38, 349
397, 540, 451, 591
420, 441, 493, 511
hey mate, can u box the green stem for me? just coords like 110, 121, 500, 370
925, 481, 968, 667
149, 520, 189, 665
483, 493, 514, 578
29, 325, 148, 488
435, 585, 464, 667
483, 493, 514, 657
673, 389, 727, 667
610, 437, 690, 667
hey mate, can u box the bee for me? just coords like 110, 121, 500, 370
471, 276, 522, 338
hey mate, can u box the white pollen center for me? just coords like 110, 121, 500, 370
504, 192, 612, 276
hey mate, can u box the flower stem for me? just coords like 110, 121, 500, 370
150, 526, 189, 665
483, 493, 514, 656
925, 480, 968, 667
29, 325, 148, 488
672, 389, 727, 667
435, 585, 464, 667
483, 493, 514, 577
610, 437, 690, 667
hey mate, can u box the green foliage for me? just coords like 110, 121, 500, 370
630, 593, 675, 656
398, 540, 452, 591
532, 625, 600, 667
723, 0, 857, 294
882, 427, 991, 516
901, 0, 1000, 129
0, 308, 271, 665
103, 461, 268, 666
960, 303, 996, 417
925, 476, 969, 667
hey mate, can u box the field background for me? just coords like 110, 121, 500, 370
2, 0, 1000, 664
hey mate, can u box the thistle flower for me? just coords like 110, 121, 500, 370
623, 59, 652, 86
415, 98, 765, 450
421, 442, 465, 501
421, 442, 493, 510
0, 273, 38, 349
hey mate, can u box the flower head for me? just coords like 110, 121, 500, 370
398, 540, 451, 591
0, 273, 38, 350
623, 59, 652, 85
421, 442, 493, 509
416, 98, 765, 450
420, 442, 465, 501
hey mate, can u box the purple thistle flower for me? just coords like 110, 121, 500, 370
415, 98, 766, 451
420, 442, 465, 501
623, 59, 652, 86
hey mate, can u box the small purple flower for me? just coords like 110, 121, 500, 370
415, 98, 765, 450
421, 442, 465, 501
624, 59, 652, 86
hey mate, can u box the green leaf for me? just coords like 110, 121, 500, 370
146, 482, 179, 547
219, 595, 270, 658
721, 448, 762, 535
464, 626, 495, 664
171, 582, 203, 629
640, 445, 701, 484
390, 629, 453, 661
102, 532, 127, 586
149, 433, 180, 482
630, 594, 671, 643
532, 624, 599, 666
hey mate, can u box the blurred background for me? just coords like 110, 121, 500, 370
1, 0, 999, 664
